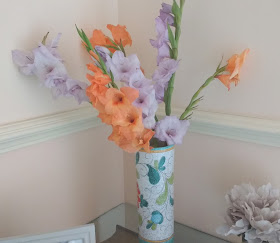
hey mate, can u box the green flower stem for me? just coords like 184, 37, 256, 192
75, 25, 119, 89
164, 73, 176, 116
179, 66, 226, 120
164, 0, 185, 116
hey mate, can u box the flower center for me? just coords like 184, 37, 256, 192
166, 129, 176, 137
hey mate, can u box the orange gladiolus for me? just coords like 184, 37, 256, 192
90, 30, 108, 48
103, 88, 134, 126
119, 107, 143, 131
86, 73, 111, 86
109, 126, 154, 153
89, 29, 116, 53
107, 24, 132, 47
120, 87, 139, 103
217, 48, 250, 90
87, 63, 103, 74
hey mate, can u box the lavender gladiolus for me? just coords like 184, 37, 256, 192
133, 89, 158, 118
150, 17, 169, 50
159, 3, 174, 26
153, 58, 179, 103
33, 44, 68, 82
152, 58, 179, 83
12, 50, 35, 75
154, 82, 166, 103
12, 33, 88, 104
95, 46, 111, 71
128, 73, 152, 91
155, 116, 190, 145
66, 79, 89, 104
108, 51, 141, 83
128, 73, 158, 129
157, 42, 170, 65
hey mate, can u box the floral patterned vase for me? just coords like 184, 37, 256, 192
136, 145, 174, 243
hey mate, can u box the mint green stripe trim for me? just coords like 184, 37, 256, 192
151, 145, 174, 151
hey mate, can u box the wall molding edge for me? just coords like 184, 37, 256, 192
0, 107, 279, 154
0, 107, 101, 154
158, 107, 280, 148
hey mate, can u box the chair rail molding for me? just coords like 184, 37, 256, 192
0, 107, 101, 154
0, 107, 279, 154
158, 107, 280, 148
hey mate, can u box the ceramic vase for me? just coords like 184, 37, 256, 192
136, 145, 174, 243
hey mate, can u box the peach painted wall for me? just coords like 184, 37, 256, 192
1, 0, 118, 124
0, 127, 124, 238
0, 0, 124, 239
118, 0, 280, 242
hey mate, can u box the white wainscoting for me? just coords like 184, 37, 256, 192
0, 107, 279, 154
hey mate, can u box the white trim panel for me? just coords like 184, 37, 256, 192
0, 107, 101, 154
0, 107, 280, 154
159, 107, 280, 147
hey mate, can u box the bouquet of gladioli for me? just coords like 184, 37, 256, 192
12, 0, 249, 153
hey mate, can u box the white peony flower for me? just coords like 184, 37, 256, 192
217, 183, 280, 243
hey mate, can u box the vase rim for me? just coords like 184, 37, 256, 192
140, 145, 174, 153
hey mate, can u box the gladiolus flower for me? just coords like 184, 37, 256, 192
155, 116, 190, 145
108, 51, 141, 83
86, 73, 111, 86
107, 24, 132, 47
90, 30, 109, 48
87, 63, 103, 74
120, 86, 139, 103
89, 30, 116, 53
217, 49, 250, 90
109, 126, 155, 153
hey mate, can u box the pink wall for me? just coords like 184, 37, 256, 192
0, 126, 124, 238
124, 133, 280, 243
118, 1, 280, 242
0, 0, 124, 239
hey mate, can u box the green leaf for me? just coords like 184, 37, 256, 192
81, 29, 93, 51
138, 214, 143, 226
180, 0, 186, 8
147, 165, 160, 185
216, 56, 224, 72
105, 45, 120, 50
42, 32, 49, 45
156, 181, 168, 205
136, 152, 140, 164
75, 25, 83, 39
146, 221, 153, 229
167, 173, 174, 185
151, 224, 157, 230
170, 196, 174, 206
95, 50, 108, 73
158, 156, 166, 171
154, 160, 159, 170
136, 169, 140, 179
167, 24, 176, 49
107, 36, 118, 47
140, 198, 148, 208
172, 0, 182, 20
119, 40, 126, 56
